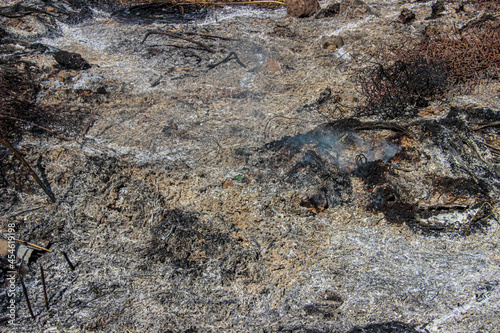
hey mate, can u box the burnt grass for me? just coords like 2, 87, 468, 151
1, 0, 500, 332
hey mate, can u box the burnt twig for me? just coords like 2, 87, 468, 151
471, 121, 500, 131
484, 142, 500, 154
40, 264, 49, 311
354, 121, 407, 133
207, 52, 247, 69
184, 31, 235, 41
141, 30, 216, 54
0, 138, 56, 203
464, 202, 499, 237
62, 251, 75, 271
19, 271, 35, 319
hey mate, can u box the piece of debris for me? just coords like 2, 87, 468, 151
430, 0, 446, 19
399, 8, 416, 23
53, 51, 91, 70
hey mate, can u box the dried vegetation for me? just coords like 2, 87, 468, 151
354, 8, 500, 119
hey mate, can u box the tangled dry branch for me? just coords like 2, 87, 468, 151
355, 20, 500, 119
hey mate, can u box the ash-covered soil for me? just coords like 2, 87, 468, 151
1, 0, 500, 332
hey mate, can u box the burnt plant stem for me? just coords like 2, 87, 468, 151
0, 138, 56, 203
40, 264, 49, 311
141, 30, 216, 53
207, 52, 247, 69
62, 251, 75, 271
19, 272, 35, 319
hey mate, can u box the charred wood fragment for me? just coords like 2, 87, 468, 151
19, 270, 35, 319
54, 51, 90, 70
328, 118, 407, 133
62, 251, 75, 271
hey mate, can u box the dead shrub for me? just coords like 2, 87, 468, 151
419, 22, 500, 88
356, 21, 500, 119
357, 57, 449, 118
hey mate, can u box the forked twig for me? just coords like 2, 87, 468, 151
207, 52, 247, 69
0, 138, 56, 203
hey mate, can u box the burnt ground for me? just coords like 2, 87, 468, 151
1, 0, 500, 332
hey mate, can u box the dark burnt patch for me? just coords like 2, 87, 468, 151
355, 159, 391, 189
261, 130, 353, 212
145, 208, 263, 284
432, 176, 487, 198
146, 208, 203, 269
419, 111, 500, 193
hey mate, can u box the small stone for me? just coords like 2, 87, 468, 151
287, 0, 321, 18
54, 51, 91, 70
96, 86, 107, 94
323, 36, 344, 50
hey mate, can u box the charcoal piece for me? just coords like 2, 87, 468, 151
399, 8, 416, 23
54, 51, 90, 70
430, 0, 446, 19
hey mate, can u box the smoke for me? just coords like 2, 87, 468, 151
353, 135, 400, 162
286, 126, 401, 170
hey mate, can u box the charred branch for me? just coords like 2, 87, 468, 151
207, 52, 247, 69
